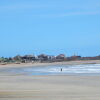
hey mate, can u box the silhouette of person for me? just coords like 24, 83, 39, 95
61, 68, 62, 72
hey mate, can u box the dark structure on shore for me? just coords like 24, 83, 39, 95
1, 54, 100, 64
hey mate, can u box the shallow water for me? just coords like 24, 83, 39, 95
1, 64, 100, 76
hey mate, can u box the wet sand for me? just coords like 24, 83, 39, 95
0, 60, 100, 100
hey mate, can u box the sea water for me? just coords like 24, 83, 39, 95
2, 64, 100, 76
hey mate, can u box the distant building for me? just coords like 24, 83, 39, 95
13, 55, 22, 61
47, 55, 56, 62
81, 55, 100, 60
21, 55, 36, 63
38, 54, 49, 61
56, 54, 67, 61
48, 55, 56, 60
70, 54, 81, 60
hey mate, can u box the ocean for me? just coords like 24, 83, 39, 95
2, 64, 100, 76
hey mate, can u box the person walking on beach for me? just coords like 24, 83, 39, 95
61, 68, 62, 72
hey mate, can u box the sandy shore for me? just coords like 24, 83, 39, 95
0, 60, 100, 68
0, 75, 100, 100
0, 60, 100, 100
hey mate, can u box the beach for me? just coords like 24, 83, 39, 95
0, 60, 100, 100
0, 75, 100, 100
1, 60, 100, 68
1, 0, 99, 99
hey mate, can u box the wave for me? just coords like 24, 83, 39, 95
6, 64, 100, 75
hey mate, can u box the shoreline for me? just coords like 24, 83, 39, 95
0, 60, 100, 99
0, 60, 100, 68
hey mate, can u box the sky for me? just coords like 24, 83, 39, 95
0, 0, 100, 57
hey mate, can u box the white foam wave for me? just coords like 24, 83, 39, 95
9, 64, 100, 75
